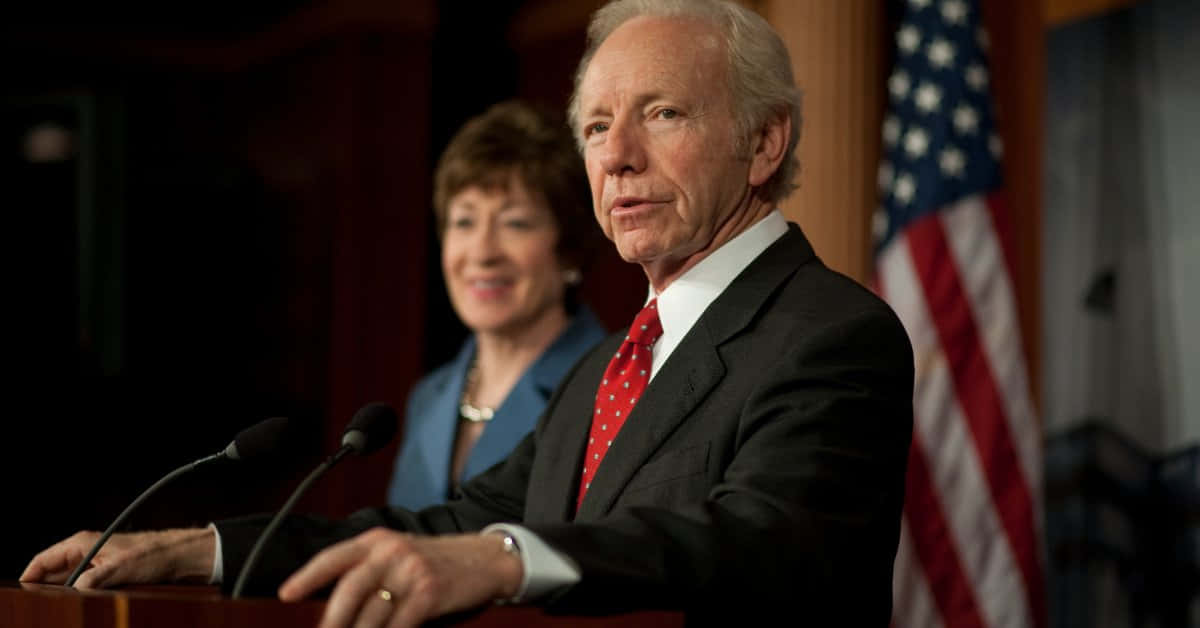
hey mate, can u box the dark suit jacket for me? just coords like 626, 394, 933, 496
217, 224, 914, 624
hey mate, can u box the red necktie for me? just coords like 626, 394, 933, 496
577, 299, 663, 510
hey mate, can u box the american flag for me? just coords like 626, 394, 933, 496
873, 1, 1046, 627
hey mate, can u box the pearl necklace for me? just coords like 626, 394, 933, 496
459, 359, 495, 422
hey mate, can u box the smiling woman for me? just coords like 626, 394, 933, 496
386, 101, 608, 510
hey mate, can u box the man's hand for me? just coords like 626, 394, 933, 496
278, 528, 523, 628
20, 528, 216, 589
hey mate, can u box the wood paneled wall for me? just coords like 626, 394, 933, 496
755, 1, 886, 286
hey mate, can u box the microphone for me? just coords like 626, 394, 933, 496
66, 416, 292, 587
231, 402, 398, 598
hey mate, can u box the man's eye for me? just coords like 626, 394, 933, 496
586, 122, 609, 136
658, 109, 678, 120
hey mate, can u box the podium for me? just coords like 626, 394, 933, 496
0, 581, 683, 627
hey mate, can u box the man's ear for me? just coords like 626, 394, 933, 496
747, 110, 791, 188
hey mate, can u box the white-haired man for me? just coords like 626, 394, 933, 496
24, 1, 913, 625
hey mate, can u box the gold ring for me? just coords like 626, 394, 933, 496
378, 588, 393, 602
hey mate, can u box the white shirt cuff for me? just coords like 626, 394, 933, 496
207, 523, 224, 584
481, 523, 580, 602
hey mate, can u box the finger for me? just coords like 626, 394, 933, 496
279, 539, 371, 602
351, 578, 401, 628
22, 540, 87, 584
73, 562, 115, 590
385, 589, 435, 628
20, 551, 62, 582
320, 559, 388, 628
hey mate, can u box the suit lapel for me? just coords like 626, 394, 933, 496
419, 341, 474, 501
575, 330, 726, 520
525, 336, 618, 523
574, 225, 816, 520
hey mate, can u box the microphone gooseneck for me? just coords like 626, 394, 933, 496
231, 403, 397, 599
64, 416, 291, 588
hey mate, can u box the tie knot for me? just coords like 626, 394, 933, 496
626, 299, 663, 347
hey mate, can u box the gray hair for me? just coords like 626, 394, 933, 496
567, 0, 802, 203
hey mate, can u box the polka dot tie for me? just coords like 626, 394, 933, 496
577, 298, 663, 510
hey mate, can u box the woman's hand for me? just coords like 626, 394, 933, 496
21, 528, 216, 589
278, 528, 523, 628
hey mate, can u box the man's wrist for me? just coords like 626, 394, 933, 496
158, 528, 218, 583
486, 531, 524, 603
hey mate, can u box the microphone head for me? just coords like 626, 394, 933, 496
225, 416, 291, 461
341, 402, 398, 455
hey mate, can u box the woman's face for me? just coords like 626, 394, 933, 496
442, 176, 568, 338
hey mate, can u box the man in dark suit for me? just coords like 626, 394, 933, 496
24, 1, 913, 625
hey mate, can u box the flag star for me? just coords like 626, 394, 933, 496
893, 173, 917, 204
903, 127, 930, 158
888, 70, 911, 100
883, 116, 902, 146
953, 104, 979, 134
966, 64, 988, 90
897, 25, 921, 55
941, 0, 968, 25
939, 147, 966, 177
914, 82, 943, 113
927, 38, 956, 69
977, 27, 990, 52
877, 161, 894, 193
989, 134, 1004, 158
872, 207, 890, 243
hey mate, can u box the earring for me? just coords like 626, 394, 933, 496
564, 269, 582, 286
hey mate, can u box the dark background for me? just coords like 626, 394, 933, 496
0, 0, 643, 579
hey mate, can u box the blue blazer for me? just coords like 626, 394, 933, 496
386, 307, 606, 510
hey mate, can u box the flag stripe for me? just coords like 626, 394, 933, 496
940, 195, 1046, 624
941, 196, 1043, 496
880, 233, 1030, 628
903, 436, 987, 628
905, 215, 1045, 627
892, 520, 945, 628
984, 194, 1019, 291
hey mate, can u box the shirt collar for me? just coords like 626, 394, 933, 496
647, 210, 788, 376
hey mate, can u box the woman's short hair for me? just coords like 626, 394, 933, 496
433, 100, 602, 274
567, 0, 802, 204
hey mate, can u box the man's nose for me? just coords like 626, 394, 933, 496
597, 119, 647, 176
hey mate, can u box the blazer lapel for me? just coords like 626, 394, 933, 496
575, 332, 726, 520
419, 341, 475, 501
525, 337, 618, 523
574, 224, 816, 520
